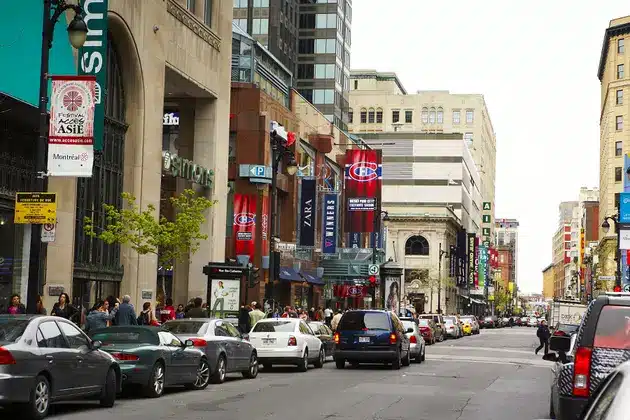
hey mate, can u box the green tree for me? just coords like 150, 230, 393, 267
493, 289, 511, 314
84, 188, 214, 269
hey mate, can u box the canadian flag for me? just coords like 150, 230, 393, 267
286, 131, 296, 147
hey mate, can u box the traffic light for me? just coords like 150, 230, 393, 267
248, 267, 261, 288
368, 276, 377, 287
614, 285, 622, 292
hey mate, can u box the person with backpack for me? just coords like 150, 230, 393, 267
138, 301, 160, 326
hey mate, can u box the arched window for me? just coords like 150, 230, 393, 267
405, 235, 430, 256
368, 108, 375, 123
74, 32, 127, 304
437, 107, 444, 124
348, 108, 353, 123
429, 107, 436, 124
421, 107, 428, 124
376, 107, 383, 123
360, 108, 367, 123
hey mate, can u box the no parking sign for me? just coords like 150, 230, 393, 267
41, 223, 56, 243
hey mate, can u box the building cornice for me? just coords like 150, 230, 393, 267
167, 0, 221, 52
597, 21, 630, 81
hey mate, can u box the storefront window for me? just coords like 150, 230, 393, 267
0, 213, 29, 312
298, 142, 315, 177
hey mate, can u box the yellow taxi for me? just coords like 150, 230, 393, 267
461, 319, 473, 335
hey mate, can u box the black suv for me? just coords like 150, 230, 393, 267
333, 310, 410, 369
549, 293, 630, 419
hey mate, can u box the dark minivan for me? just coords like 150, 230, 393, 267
333, 310, 410, 370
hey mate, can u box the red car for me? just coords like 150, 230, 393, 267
417, 318, 435, 344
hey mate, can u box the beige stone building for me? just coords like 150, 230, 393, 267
598, 16, 630, 279
43, 0, 232, 311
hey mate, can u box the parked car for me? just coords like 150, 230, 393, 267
307, 321, 334, 358
401, 319, 425, 363
548, 293, 630, 420
443, 316, 462, 338
528, 317, 539, 327
551, 323, 580, 338
419, 314, 445, 341
248, 318, 324, 371
0, 315, 120, 419
579, 359, 630, 420
162, 318, 258, 383
333, 310, 411, 370
416, 318, 437, 344
90, 326, 209, 398
460, 315, 480, 334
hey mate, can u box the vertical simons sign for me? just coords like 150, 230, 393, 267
78, 0, 108, 151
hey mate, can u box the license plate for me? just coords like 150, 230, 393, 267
358, 337, 370, 343
262, 338, 276, 345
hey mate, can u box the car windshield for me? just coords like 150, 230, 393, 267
461, 317, 473, 324
0, 318, 29, 344
252, 321, 296, 333
444, 317, 456, 324
417, 319, 430, 327
338, 312, 391, 331
402, 321, 416, 331
162, 321, 208, 335
90, 329, 159, 346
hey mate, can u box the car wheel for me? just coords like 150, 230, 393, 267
314, 348, 325, 368
211, 355, 227, 384
242, 353, 259, 379
25, 375, 50, 420
391, 349, 401, 370
187, 358, 210, 390
297, 349, 308, 372
145, 362, 165, 398
421, 346, 426, 362
335, 358, 345, 369
99, 368, 117, 407
402, 349, 411, 366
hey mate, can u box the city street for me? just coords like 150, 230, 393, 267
47, 328, 552, 420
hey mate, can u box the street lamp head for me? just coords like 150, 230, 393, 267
602, 219, 611, 234
285, 156, 298, 176
382, 212, 390, 227
67, 14, 88, 49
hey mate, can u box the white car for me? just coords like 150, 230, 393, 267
249, 318, 325, 371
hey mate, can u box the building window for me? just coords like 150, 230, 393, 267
354, 80, 358, 90
360, 108, 367, 123
368, 108, 375, 123
254, 0, 269, 6
437, 107, 444, 124
186, 0, 195, 12
252, 19, 269, 34
618, 64, 624, 79
617, 89, 624, 105
421, 107, 428, 124
617, 115, 623, 131
233, 18, 247, 31
204, 0, 213, 26
314, 64, 335, 79
466, 110, 474, 123
453, 110, 460, 124
615, 166, 623, 182
464, 133, 473, 146
616, 141, 623, 156
348, 109, 353, 123
428, 107, 435, 124
234, 0, 248, 7
392, 110, 400, 123
376, 108, 383, 123
405, 235, 430, 256
619, 38, 625, 54
405, 110, 413, 123
315, 14, 336, 28
315, 38, 335, 53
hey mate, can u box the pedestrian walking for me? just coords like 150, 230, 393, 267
85, 300, 116, 333
138, 302, 160, 326
331, 309, 343, 331
35, 296, 47, 315
238, 303, 251, 334
315, 306, 325, 321
5, 294, 25, 314
324, 307, 333, 326
159, 298, 176, 323
535, 319, 551, 355
249, 302, 265, 329
175, 304, 185, 319
115, 295, 138, 325
186, 297, 208, 318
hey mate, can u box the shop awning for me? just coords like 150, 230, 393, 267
279, 267, 302, 282
301, 270, 324, 285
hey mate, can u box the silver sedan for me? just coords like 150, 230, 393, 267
401, 320, 425, 363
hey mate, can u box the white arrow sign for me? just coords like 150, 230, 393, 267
368, 264, 379, 276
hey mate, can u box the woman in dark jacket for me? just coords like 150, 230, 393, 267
51, 293, 78, 321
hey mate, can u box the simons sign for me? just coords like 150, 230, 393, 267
162, 151, 213, 188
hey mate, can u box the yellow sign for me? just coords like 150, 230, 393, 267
509, 281, 514, 293
14, 193, 57, 224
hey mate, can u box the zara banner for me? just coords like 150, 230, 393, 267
322, 193, 338, 254
298, 178, 316, 246
47, 76, 96, 177
233, 194, 257, 261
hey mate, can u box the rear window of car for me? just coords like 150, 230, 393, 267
162, 321, 208, 335
402, 321, 416, 331
0, 319, 29, 343
91, 330, 158, 345
444, 317, 456, 324
418, 319, 430, 327
252, 321, 295, 333
593, 306, 630, 349
338, 312, 391, 331
461, 317, 473, 324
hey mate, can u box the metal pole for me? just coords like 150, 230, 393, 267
437, 243, 442, 314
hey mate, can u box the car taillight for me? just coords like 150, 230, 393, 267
573, 347, 592, 397
389, 333, 397, 345
0, 347, 15, 365
410, 335, 417, 344
189, 338, 207, 347
111, 353, 140, 361
333, 332, 340, 344
287, 336, 298, 346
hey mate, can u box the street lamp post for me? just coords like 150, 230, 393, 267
602, 215, 622, 289
372, 210, 389, 308
437, 243, 450, 315
28, 0, 87, 313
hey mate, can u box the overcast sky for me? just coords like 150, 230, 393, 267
351, 1, 629, 293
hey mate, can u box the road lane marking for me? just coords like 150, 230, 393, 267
425, 354, 553, 368
434, 345, 536, 355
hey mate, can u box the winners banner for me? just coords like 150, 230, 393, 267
47, 76, 96, 177
344, 149, 382, 233
233, 194, 257, 261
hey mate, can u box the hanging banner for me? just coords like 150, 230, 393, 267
623, 155, 630, 289
467, 233, 476, 287
233, 194, 257, 261
261, 194, 269, 258
474, 237, 480, 287
449, 245, 457, 277
298, 178, 316, 246
344, 149, 382, 233
78, 0, 108, 151
322, 193, 338, 254
478, 245, 487, 289
47, 76, 96, 177
334, 284, 368, 298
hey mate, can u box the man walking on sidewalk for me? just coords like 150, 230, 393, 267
535, 319, 551, 355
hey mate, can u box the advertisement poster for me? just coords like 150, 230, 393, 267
385, 277, 401, 314
261, 194, 269, 257
474, 237, 480, 287
467, 233, 476, 287
298, 178, 316, 246
233, 194, 257, 261
47, 76, 96, 177
322, 193, 338, 254
210, 279, 240, 317
478, 245, 487, 289
344, 149, 382, 232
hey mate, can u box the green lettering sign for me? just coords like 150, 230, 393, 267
162, 151, 213, 188
482, 214, 491, 223
483, 202, 491, 211
482, 227, 491, 236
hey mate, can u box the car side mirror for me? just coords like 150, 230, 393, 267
406, 328, 414, 333
184, 339, 194, 347
91, 340, 102, 350
549, 335, 571, 353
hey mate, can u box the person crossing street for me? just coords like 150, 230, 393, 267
535, 319, 550, 356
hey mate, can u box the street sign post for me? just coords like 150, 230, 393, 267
368, 264, 380, 276
14, 193, 57, 224
41, 223, 56, 243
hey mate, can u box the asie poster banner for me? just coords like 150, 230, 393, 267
344, 149, 382, 233
47, 76, 96, 177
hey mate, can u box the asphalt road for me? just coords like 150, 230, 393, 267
48, 326, 552, 420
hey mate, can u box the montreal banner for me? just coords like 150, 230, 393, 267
233, 194, 257, 261
344, 149, 382, 232
47, 76, 96, 177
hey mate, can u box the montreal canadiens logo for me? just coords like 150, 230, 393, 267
234, 213, 256, 227
347, 286, 362, 296
347, 161, 380, 182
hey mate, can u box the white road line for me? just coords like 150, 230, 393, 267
425, 354, 553, 368
433, 345, 535, 355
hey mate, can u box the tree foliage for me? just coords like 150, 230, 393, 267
84, 189, 214, 266
493, 289, 512, 313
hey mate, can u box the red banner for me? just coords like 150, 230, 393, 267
233, 194, 257, 261
344, 149, 382, 233
261, 194, 269, 257
334, 285, 369, 298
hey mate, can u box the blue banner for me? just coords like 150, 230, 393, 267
621, 193, 630, 223
622, 155, 630, 289
322, 194, 338, 254
350, 232, 361, 248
